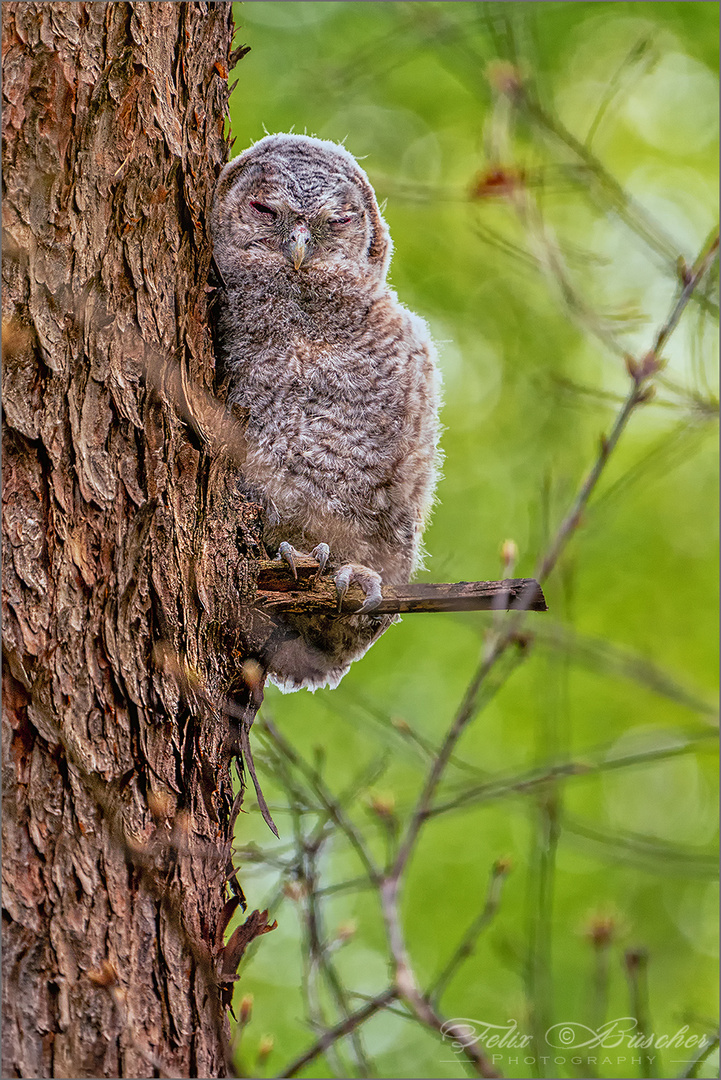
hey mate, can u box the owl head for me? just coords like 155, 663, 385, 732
211, 133, 392, 285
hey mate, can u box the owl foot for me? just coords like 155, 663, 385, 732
278, 541, 330, 582
334, 564, 383, 615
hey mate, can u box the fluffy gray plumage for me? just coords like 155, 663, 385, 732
211, 133, 441, 691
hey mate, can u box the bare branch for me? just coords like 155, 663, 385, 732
536, 229, 719, 585
256, 557, 547, 615
260, 717, 382, 884
429, 727, 717, 819
379, 878, 501, 1078
275, 989, 397, 1078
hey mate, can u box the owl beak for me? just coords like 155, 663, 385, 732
288, 222, 311, 270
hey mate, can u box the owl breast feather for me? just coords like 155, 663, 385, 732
219, 261, 440, 577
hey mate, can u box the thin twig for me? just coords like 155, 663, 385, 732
564, 817, 718, 878
239, 717, 279, 839
266, 755, 352, 1077
302, 832, 372, 1076
379, 877, 501, 1078
526, 788, 561, 1057
390, 637, 527, 879
518, 87, 715, 290
256, 724, 389, 1075
275, 989, 398, 1078
217, 690, 279, 838
429, 860, 510, 1005
260, 717, 381, 884
429, 727, 717, 819
537, 230, 719, 585
535, 622, 717, 717
653, 233, 720, 354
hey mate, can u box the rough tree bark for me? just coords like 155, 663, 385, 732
2, 4, 268, 1077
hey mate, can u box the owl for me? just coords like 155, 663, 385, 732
211, 133, 441, 691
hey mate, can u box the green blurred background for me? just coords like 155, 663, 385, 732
225, 4, 719, 1078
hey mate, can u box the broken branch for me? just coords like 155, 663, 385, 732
254, 556, 547, 615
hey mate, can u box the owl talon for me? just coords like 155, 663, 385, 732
311, 542, 330, 580
334, 564, 383, 615
334, 566, 350, 613
356, 589, 383, 615
278, 541, 298, 580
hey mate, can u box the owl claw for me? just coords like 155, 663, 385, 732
356, 588, 383, 615
334, 570, 350, 613
311, 542, 330, 580
277, 540, 330, 583
278, 547, 382, 613
334, 564, 383, 615
278, 541, 298, 580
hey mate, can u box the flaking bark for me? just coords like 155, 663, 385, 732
1, 4, 262, 1077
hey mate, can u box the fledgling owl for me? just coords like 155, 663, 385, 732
211, 133, 441, 691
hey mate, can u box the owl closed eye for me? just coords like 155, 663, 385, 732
213, 134, 392, 282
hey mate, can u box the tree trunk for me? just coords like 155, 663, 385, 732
2, 4, 262, 1076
